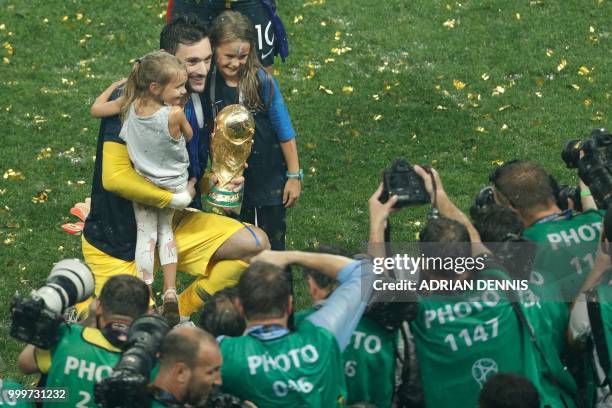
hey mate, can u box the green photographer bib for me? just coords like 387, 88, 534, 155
588, 273, 612, 383
220, 319, 347, 408
295, 310, 396, 408
523, 210, 604, 300
36, 324, 121, 408
410, 269, 576, 408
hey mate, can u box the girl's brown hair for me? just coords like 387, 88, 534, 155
210, 11, 270, 112
120, 51, 186, 119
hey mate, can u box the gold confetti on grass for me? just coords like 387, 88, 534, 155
584, 99, 592, 106
305, 64, 315, 79
32, 190, 51, 203
3, 169, 24, 180
293, 15, 304, 24
578, 66, 590, 75
476, 126, 486, 133
498, 105, 512, 111
515, 12, 521, 20
492, 86, 506, 96
3, 42, 13, 56
330, 46, 352, 55
334, 31, 341, 41
571, 84, 580, 90
546, 49, 554, 57
303, 0, 324, 6
501, 124, 509, 131
557, 59, 568, 71
36, 147, 52, 160
593, 111, 604, 121
372, 94, 380, 101
453, 80, 466, 90
373, 114, 383, 121
443, 19, 456, 28
324, 58, 335, 63
318, 85, 333, 95
342, 86, 353, 93
481, 73, 490, 81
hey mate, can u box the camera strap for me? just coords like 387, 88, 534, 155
480, 266, 582, 407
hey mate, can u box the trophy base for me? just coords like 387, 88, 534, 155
206, 186, 242, 209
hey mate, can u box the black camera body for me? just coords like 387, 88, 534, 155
380, 158, 430, 208
10, 259, 94, 349
95, 315, 170, 408
204, 389, 250, 408
11, 295, 63, 350
562, 128, 612, 209
557, 184, 582, 212
469, 186, 495, 220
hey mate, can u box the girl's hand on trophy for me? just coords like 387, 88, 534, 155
284, 179, 302, 208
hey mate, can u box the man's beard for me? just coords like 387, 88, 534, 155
187, 76, 206, 93
184, 383, 208, 407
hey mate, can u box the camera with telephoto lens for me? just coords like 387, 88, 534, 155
380, 158, 430, 208
94, 315, 170, 408
10, 259, 95, 349
562, 128, 612, 208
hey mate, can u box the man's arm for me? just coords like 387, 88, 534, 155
102, 141, 194, 209
367, 183, 398, 260
414, 165, 491, 257
251, 250, 374, 351
18, 345, 41, 375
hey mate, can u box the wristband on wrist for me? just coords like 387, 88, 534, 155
286, 169, 304, 181
580, 188, 591, 197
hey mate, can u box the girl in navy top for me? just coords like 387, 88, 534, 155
205, 11, 301, 250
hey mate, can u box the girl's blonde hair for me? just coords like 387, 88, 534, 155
120, 51, 186, 119
210, 11, 269, 112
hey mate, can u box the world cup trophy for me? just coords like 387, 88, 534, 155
206, 104, 255, 209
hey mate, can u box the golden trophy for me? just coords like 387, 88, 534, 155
206, 104, 255, 209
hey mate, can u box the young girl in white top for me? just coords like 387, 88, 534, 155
91, 51, 192, 326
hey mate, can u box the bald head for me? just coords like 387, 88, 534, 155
159, 326, 218, 370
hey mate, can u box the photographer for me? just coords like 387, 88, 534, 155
568, 209, 612, 406
218, 250, 375, 406
492, 160, 604, 356
150, 326, 222, 407
370, 165, 576, 407
493, 160, 603, 298
17, 274, 149, 407
198, 287, 245, 337
293, 248, 399, 408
